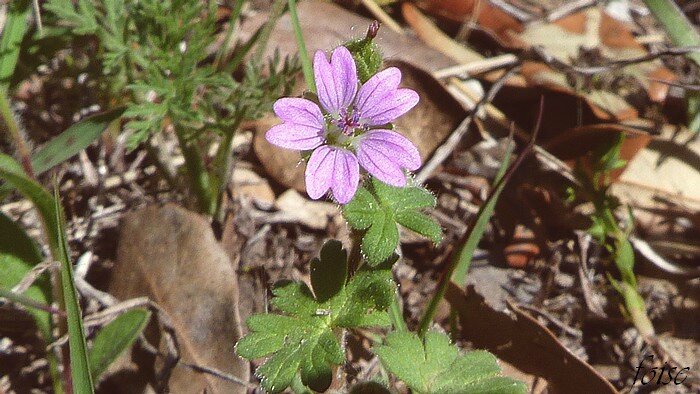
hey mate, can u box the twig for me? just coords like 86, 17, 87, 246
516, 303, 583, 338
545, 0, 596, 22
11, 260, 59, 294
183, 362, 252, 387
360, 0, 403, 34
528, 45, 700, 76
629, 235, 700, 277
575, 232, 607, 318
32, 0, 42, 35
489, 0, 535, 22
415, 64, 521, 183
432, 54, 519, 79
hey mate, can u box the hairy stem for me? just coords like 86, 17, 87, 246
0, 92, 35, 178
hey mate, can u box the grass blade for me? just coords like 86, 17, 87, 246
1, 107, 125, 199
31, 107, 124, 174
417, 143, 513, 336
53, 186, 95, 393
0, 0, 31, 90
0, 154, 58, 247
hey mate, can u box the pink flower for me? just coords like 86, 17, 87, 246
266, 46, 420, 204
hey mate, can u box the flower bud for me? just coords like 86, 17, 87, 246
343, 22, 382, 83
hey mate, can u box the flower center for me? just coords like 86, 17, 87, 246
324, 107, 366, 148
336, 108, 362, 136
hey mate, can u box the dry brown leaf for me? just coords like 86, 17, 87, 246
415, 0, 524, 45
445, 283, 618, 394
239, 0, 455, 74
111, 204, 248, 393
511, 7, 676, 104
544, 123, 652, 182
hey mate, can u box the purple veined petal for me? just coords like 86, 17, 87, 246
330, 148, 359, 204
360, 130, 421, 170
313, 47, 358, 114
273, 98, 324, 129
305, 145, 334, 199
266, 122, 324, 150
305, 145, 360, 203
360, 89, 419, 126
355, 67, 419, 126
356, 130, 422, 187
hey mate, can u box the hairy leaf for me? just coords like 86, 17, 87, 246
237, 240, 394, 393
344, 178, 442, 265
375, 331, 526, 394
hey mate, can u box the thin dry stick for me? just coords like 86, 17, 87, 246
415, 65, 521, 184
545, 0, 596, 22
529, 45, 700, 76
516, 303, 583, 338
575, 232, 607, 318
359, 0, 403, 34
432, 54, 519, 79
11, 260, 59, 294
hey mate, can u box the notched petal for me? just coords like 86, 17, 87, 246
314, 47, 358, 114
330, 149, 359, 204
273, 98, 324, 129
266, 123, 325, 150
305, 145, 334, 199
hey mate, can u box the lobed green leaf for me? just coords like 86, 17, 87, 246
375, 331, 526, 394
343, 179, 442, 266
237, 240, 394, 393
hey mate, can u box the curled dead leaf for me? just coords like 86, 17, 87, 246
111, 204, 248, 393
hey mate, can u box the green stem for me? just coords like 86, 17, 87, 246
288, 0, 315, 93
0, 92, 34, 178
214, 0, 245, 70
389, 291, 407, 332
643, 0, 700, 132
175, 129, 215, 215
212, 116, 244, 222
643, 0, 700, 65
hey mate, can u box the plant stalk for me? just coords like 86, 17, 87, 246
213, 115, 244, 222
288, 0, 315, 93
0, 92, 35, 178
175, 129, 215, 215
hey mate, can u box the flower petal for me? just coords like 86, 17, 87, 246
305, 145, 334, 199
356, 130, 422, 186
273, 98, 324, 129
355, 67, 419, 126
305, 145, 359, 203
330, 148, 359, 204
313, 47, 358, 114
266, 122, 324, 150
